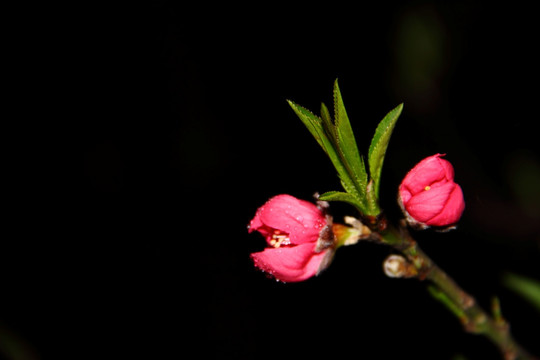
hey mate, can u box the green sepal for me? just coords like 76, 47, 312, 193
368, 103, 403, 198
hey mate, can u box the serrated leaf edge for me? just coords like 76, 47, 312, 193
368, 103, 403, 198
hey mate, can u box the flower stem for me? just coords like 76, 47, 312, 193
378, 224, 537, 360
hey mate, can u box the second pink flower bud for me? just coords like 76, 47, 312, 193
398, 154, 465, 229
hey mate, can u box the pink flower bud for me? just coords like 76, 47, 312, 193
248, 194, 334, 282
398, 154, 465, 229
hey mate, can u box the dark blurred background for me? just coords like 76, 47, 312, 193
4, 1, 540, 359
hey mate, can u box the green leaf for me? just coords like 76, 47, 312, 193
318, 191, 364, 211
368, 103, 403, 197
503, 273, 540, 313
427, 285, 468, 324
287, 100, 326, 150
365, 179, 380, 215
333, 79, 369, 195
288, 99, 360, 205
320, 102, 335, 141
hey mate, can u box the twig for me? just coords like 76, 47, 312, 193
377, 223, 537, 360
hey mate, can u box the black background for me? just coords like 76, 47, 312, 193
4, 1, 540, 359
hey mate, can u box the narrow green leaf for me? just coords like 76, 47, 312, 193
365, 179, 380, 215
333, 79, 368, 195
288, 99, 360, 206
287, 100, 325, 150
318, 190, 364, 211
503, 273, 540, 313
427, 285, 468, 323
320, 102, 335, 141
368, 103, 403, 197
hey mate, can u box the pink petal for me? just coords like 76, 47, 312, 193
405, 182, 456, 223
426, 184, 465, 226
256, 195, 325, 244
398, 187, 412, 204
250, 243, 327, 283
401, 154, 454, 195
248, 212, 264, 234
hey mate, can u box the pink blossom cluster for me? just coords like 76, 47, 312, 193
248, 154, 465, 282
